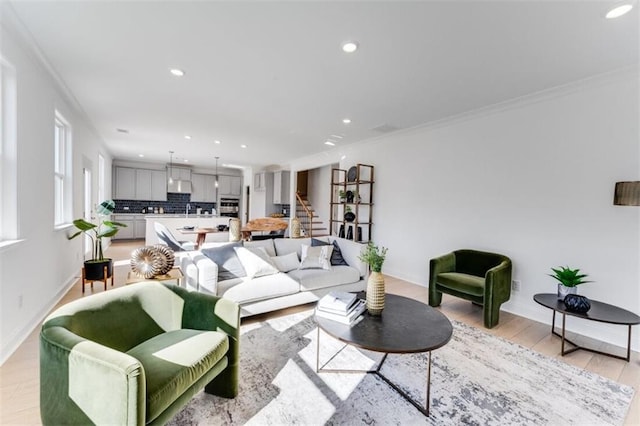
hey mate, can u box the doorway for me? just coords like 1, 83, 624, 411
296, 170, 308, 197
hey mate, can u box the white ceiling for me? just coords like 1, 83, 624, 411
4, 1, 638, 170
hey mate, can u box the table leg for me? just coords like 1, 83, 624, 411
561, 313, 566, 355
626, 325, 632, 362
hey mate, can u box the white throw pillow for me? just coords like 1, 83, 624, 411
299, 244, 333, 271
234, 246, 279, 278
270, 252, 301, 273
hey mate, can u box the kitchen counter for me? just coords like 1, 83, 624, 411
145, 216, 236, 245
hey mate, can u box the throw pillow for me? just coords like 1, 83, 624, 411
299, 244, 333, 270
201, 242, 247, 281
311, 238, 349, 266
234, 246, 280, 278
270, 252, 301, 273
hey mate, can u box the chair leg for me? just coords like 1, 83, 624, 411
484, 302, 500, 328
428, 289, 442, 307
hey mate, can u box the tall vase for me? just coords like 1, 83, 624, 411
291, 217, 301, 238
366, 271, 385, 315
557, 284, 577, 301
229, 218, 241, 242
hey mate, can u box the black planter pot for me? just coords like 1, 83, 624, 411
344, 211, 356, 222
563, 294, 591, 313
84, 259, 113, 281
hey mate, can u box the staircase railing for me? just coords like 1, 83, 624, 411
295, 191, 314, 237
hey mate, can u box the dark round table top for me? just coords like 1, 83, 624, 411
315, 293, 453, 354
534, 293, 640, 325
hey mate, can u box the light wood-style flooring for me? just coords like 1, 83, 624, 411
1, 241, 638, 425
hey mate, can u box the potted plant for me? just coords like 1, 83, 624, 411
359, 242, 389, 315
344, 205, 356, 222
338, 190, 347, 203
69, 199, 127, 281
549, 266, 592, 301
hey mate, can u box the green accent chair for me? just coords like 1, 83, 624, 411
40, 282, 240, 425
429, 249, 512, 328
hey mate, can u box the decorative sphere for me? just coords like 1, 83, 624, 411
563, 294, 591, 313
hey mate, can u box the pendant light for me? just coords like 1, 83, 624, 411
168, 151, 174, 184
215, 156, 220, 188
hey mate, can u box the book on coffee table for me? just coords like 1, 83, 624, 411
317, 291, 358, 315
316, 299, 366, 325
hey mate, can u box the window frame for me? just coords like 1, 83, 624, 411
54, 110, 73, 228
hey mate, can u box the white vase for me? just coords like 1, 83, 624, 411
366, 271, 385, 315
557, 284, 577, 301
229, 218, 241, 242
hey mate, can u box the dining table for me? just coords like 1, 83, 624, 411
176, 227, 218, 249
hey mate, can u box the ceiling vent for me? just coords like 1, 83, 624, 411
371, 123, 401, 133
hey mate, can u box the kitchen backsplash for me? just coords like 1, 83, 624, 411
114, 193, 216, 214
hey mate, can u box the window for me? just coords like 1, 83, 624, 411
98, 153, 105, 203
54, 111, 72, 227
0, 57, 17, 242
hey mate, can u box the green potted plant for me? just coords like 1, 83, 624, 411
69, 199, 127, 281
359, 242, 389, 315
338, 190, 347, 203
549, 266, 592, 301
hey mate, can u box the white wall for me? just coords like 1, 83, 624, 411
0, 14, 112, 364
291, 68, 640, 351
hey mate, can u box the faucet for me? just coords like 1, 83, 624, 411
185, 203, 191, 217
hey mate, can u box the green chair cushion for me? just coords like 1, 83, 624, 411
126, 328, 229, 422
436, 272, 485, 297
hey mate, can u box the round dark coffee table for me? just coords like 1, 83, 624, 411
315, 293, 453, 416
534, 293, 640, 361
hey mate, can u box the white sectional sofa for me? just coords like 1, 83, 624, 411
180, 236, 367, 317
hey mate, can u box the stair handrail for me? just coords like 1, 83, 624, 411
295, 191, 314, 237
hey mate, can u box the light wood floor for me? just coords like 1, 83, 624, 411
1, 241, 638, 425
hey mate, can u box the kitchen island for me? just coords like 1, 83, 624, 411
145, 215, 235, 245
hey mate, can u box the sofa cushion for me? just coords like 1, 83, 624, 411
201, 242, 247, 281
244, 239, 276, 257
234, 247, 279, 278
221, 273, 300, 304
436, 272, 485, 297
311, 238, 349, 266
299, 244, 333, 270
288, 265, 360, 291
270, 252, 301, 272
126, 329, 229, 422
273, 237, 312, 258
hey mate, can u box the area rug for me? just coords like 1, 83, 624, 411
169, 310, 634, 425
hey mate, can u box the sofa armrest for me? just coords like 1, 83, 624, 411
429, 252, 456, 281
329, 237, 367, 277
40, 327, 145, 426
188, 251, 219, 295
484, 259, 513, 303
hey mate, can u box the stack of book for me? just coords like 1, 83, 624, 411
315, 291, 366, 326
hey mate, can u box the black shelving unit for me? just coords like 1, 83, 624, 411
329, 164, 374, 243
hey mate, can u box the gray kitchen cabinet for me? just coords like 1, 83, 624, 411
111, 215, 134, 239
135, 169, 153, 200
191, 173, 216, 202
218, 175, 242, 197
115, 167, 136, 199
254, 172, 266, 192
151, 170, 167, 201
134, 216, 146, 239
273, 170, 290, 204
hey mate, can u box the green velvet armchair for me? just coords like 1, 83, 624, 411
429, 249, 512, 328
40, 282, 240, 425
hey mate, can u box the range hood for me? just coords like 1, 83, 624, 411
167, 179, 192, 194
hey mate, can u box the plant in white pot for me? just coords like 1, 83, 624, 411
548, 266, 592, 301
69, 199, 127, 281
359, 242, 388, 315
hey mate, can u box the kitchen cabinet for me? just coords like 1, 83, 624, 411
191, 173, 217, 202
115, 167, 136, 199
219, 175, 242, 197
114, 167, 166, 201
134, 217, 146, 239
168, 166, 191, 182
112, 214, 145, 239
273, 170, 290, 204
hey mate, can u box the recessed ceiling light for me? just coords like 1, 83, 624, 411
214, 140, 221, 144
138, 154, 144, 158
342, 118, 352, 124
183, 159, 189, 163
342, 41, 359, 53
184, 135, 192, 140
170, 68, 185, 77
116, 128, 129, 133
325, 141, 336, 146
241, 144, 247, 148
606, 4, 633, 18
340, 155, 347, 160
330, 134, 344, 139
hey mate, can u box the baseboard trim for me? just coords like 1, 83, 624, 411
0, 272, 78, 366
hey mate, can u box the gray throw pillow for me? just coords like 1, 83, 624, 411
311, 238, 349, 266
201, 242, 247, 281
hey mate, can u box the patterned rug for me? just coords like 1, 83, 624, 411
169, 310, 634, 425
